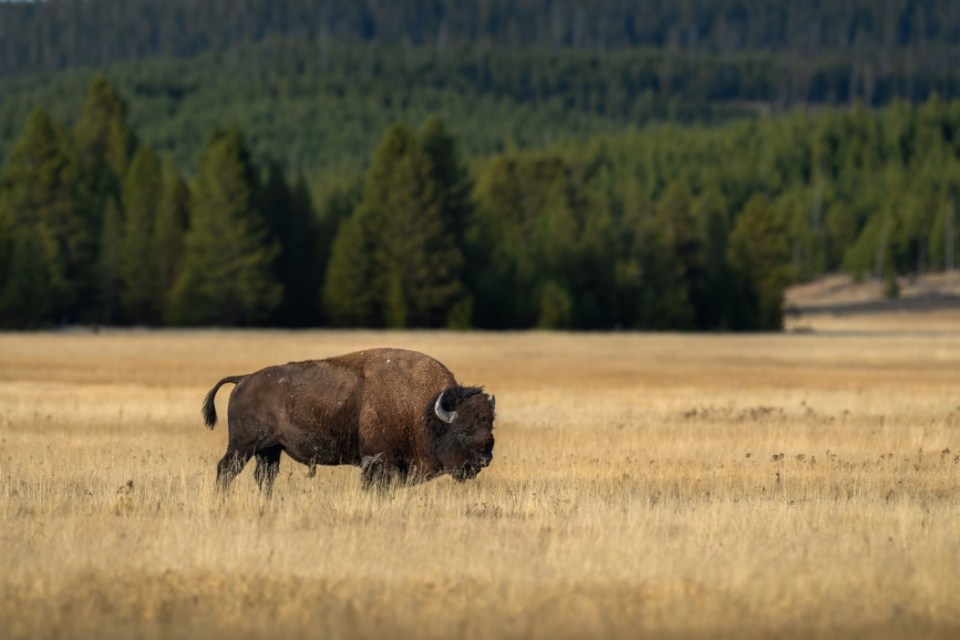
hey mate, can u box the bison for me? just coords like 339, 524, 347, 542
202, 348, 496, 494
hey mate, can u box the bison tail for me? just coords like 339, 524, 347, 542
202, 376, 245, 429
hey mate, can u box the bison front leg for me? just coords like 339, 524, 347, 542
360, 453, 385, 489
360, 453, 403, 490
253, 446, 282, 497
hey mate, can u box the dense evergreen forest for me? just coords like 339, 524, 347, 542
4, 1, 960, 73
6, 1, 960, 172
0, 1, 959, 330
2, 76, 958, 330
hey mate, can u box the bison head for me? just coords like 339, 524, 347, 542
430, 386, 496, 482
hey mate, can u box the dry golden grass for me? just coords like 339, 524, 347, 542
1, 324, 959, 639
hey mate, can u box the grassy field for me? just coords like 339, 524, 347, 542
1, 319, 959, 639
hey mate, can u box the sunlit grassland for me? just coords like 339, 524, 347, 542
1, 320, 959, 639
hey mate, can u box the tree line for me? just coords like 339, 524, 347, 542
4, 1, 960, 76
2, 77, 959, 330
6, 3, 960, 177
6, 37, 960, 180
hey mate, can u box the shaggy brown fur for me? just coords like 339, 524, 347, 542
202, 348, 495, 494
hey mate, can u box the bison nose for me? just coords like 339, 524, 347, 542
478, 454, 493, 468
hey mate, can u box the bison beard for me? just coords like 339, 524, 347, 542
201, 348, 496, 494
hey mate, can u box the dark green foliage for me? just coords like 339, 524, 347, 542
120, 144, 163, 324
727, 196, 792, 330
7, 2, 960, 181
692, 187, 737, 329
97, 197, 124, 325
261, 164, 321, 327
472, 151, 626, 329
5, 69, 960, 330
616, 202, 692, 330
167, 128, 281, 326
6, 1, 960, 96
0, 108, 89, 321
74, 74, 135, 186
0, 226, 58, 328
419, 117, 475, 326
74, 75, 137, 321
3, 39, 960, 177
73, 74, 136, 260
322, 211, 378, 326
420, 117, 473, 249
657, 183, 702, 330
312, 174, 363, 321
154, 160, 190, 319
323, 124, 464, 328
928, 187, 958, 272
471, 154, 556, 328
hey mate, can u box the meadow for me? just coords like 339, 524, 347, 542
1, 317, 959, 639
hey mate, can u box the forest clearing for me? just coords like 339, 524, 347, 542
1, 318, 958, 639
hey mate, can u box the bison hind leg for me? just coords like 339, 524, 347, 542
254, 446, 283, 497
216, 449, 253, 492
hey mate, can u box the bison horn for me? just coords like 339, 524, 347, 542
490, 395, 496, 412
434, 391, 457, 424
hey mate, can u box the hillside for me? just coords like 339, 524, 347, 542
785, 273, 960, 333
0, 43, 638, 173
787, 273, 960, 313
4, 0, 960, 81
5, 1, 960, 172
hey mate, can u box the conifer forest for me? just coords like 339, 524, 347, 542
2, 0, 960, 330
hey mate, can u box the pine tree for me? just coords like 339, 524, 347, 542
471, 153, 572, 328
420, 117, 475, 326
120, 144, 164, 324
928, 181, 958, 273
167, 127, 280, 326
324, 124, 463, 328
322, 209, 378, 326
693, 187, 734, 329
74, 74, 136, 321
618, 202, 691, 330
0, 225, 56, 328
472, 151, 618, 329
0, 108, 88, 323
374, 125, 464, 327
571, 167, 619, 330
472, 155, 527, 328
74, 74, 135, 190
420, 117, 473, 249
313, 174, 362, 321
97, 197, 124, 324
154, 159, 189, 320
261, 163, 321, 327
727, 195, 792, 330
656, 181, 700, 330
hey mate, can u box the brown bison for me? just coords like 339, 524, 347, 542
202, 348, 495, 493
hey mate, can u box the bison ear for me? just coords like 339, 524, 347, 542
434, 390, 457, 424
490, 395, 496, 412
